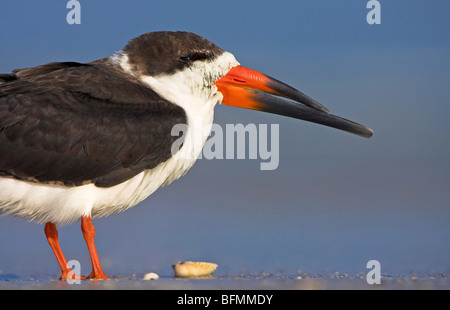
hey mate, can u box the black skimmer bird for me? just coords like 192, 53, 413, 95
0, 31, 373, 280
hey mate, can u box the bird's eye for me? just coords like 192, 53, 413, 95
179, 56, 192, 62
179, 52, 211, 63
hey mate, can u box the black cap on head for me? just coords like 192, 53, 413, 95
124, 31, 224, 76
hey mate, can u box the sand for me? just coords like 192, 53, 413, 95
0, 271, 448, 290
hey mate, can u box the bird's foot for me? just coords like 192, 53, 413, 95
58, 268, 110, 280
86, 270, 110, 280
60, 270, 87, 281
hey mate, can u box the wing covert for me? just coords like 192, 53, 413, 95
0, 62, 186, 187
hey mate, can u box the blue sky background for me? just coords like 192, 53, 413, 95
0, 1, 449, 277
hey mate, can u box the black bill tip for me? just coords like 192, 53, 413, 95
251, 90, 374, 138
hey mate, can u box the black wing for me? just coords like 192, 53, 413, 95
0, 61, 186, 187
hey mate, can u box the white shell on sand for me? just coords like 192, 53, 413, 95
142, 272, 159, 280
172, 261, 218, 277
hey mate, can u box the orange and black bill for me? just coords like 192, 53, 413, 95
215, 66, 374, 138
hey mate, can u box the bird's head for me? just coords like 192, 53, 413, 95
120, 31, 373, 138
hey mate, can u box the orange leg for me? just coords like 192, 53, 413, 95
44, 222, 86, 280
81, 215, 110, 280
